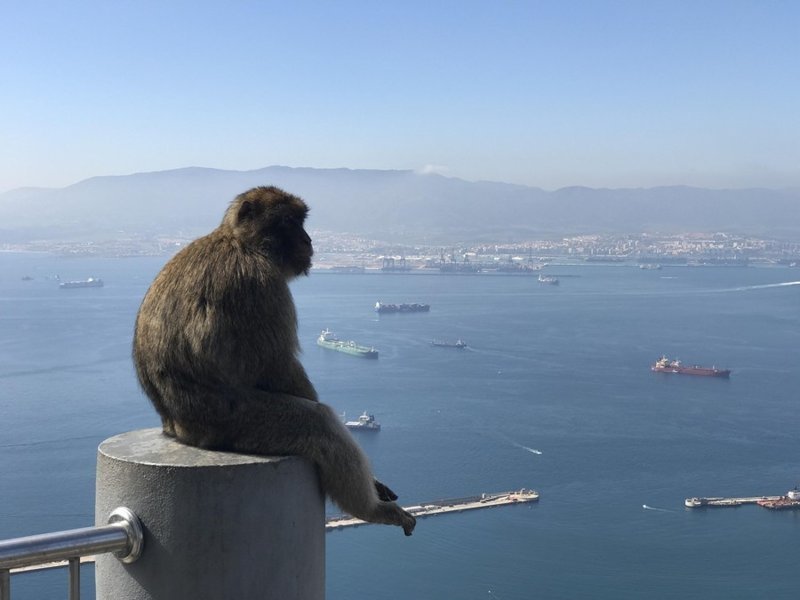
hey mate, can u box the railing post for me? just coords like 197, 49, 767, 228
68, 558, 80, 600
1, 568, 9, 600
95, 428, 325, 600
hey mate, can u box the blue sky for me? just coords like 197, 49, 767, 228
2, 0, 799, 192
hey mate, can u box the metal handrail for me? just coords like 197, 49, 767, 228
0, 507, 143, 600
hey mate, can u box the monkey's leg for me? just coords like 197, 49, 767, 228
221, 390, 416, 536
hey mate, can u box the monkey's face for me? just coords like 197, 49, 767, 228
279, 213, 314, 277
228, 187, 314, 278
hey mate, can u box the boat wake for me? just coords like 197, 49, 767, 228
513, 442, 542, 455
492, 433, 543, 456
726, 280, 800, 292
642, 504, 676, 513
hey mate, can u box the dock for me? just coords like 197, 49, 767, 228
684, 488, 800, 510
326, 488, 539, 530
685, 495, 781, 508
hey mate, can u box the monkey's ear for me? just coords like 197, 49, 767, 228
237, 200, 254, 223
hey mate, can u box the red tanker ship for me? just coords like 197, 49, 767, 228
651, 356, 731, 378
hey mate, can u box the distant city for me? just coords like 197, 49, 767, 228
315, 231, 800, 271
4, 230, 799, 269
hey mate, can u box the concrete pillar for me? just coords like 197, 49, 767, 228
95, 428, 324, 600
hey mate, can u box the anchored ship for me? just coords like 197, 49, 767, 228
757, 488, 800, 510
431, 339, 467, 349
344, 412, 381, 431
316, 329, 378, 359
375, 302, 430, 314
651, 356, 730, 377
59, 277, 104, 289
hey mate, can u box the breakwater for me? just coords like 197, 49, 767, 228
326, 489, 539, 530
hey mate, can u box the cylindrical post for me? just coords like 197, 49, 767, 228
95, 428, 325, 600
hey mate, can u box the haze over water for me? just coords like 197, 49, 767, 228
1, 252, 799, 599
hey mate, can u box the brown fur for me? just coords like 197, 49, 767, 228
133, 186, 415, 535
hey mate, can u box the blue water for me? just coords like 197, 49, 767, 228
1, 253, 799, 599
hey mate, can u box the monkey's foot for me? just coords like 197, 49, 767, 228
161, 419, 176, 438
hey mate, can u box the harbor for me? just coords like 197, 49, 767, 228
685, 487, 800, 510
326, 489, 539, 530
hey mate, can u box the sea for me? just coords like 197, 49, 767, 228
1, 251, 799, 600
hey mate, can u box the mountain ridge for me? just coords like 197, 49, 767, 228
2, 166, 799, 243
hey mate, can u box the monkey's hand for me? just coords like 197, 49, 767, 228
396, 505, 416, 536
374, 478, 399, 502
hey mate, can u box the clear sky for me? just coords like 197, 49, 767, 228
2, 0, 799, 193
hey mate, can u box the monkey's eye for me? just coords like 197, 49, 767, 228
282, 215, 301, 228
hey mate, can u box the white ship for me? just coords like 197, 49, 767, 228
344, 412, 381, 431
59, 277, 104, 289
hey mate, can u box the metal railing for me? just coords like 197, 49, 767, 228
0, 507, 143, 600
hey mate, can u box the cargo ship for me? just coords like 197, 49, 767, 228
317, 329, 378, 358
651, 356, 730, 377
59, 277, 104, 289
375, 301, 430, 313
344, 412, 381, 431
757, 488, 800, 510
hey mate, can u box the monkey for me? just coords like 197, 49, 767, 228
133, 186, 416, 536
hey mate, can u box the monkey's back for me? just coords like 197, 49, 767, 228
133, 231, 299, 410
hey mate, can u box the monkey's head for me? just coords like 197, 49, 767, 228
224, 186, 313, 277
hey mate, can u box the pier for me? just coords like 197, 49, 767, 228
326, 489, 539, 530
685, 495, 781, 508
685, 488, 800, 510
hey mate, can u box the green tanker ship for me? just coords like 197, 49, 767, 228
316, 329, 379, 359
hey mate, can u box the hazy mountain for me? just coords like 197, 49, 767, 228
1, 166, 799, 243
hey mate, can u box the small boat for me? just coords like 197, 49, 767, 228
537, 274, 559, 285
431, 339, 467, 349
344, 412, 381, 431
